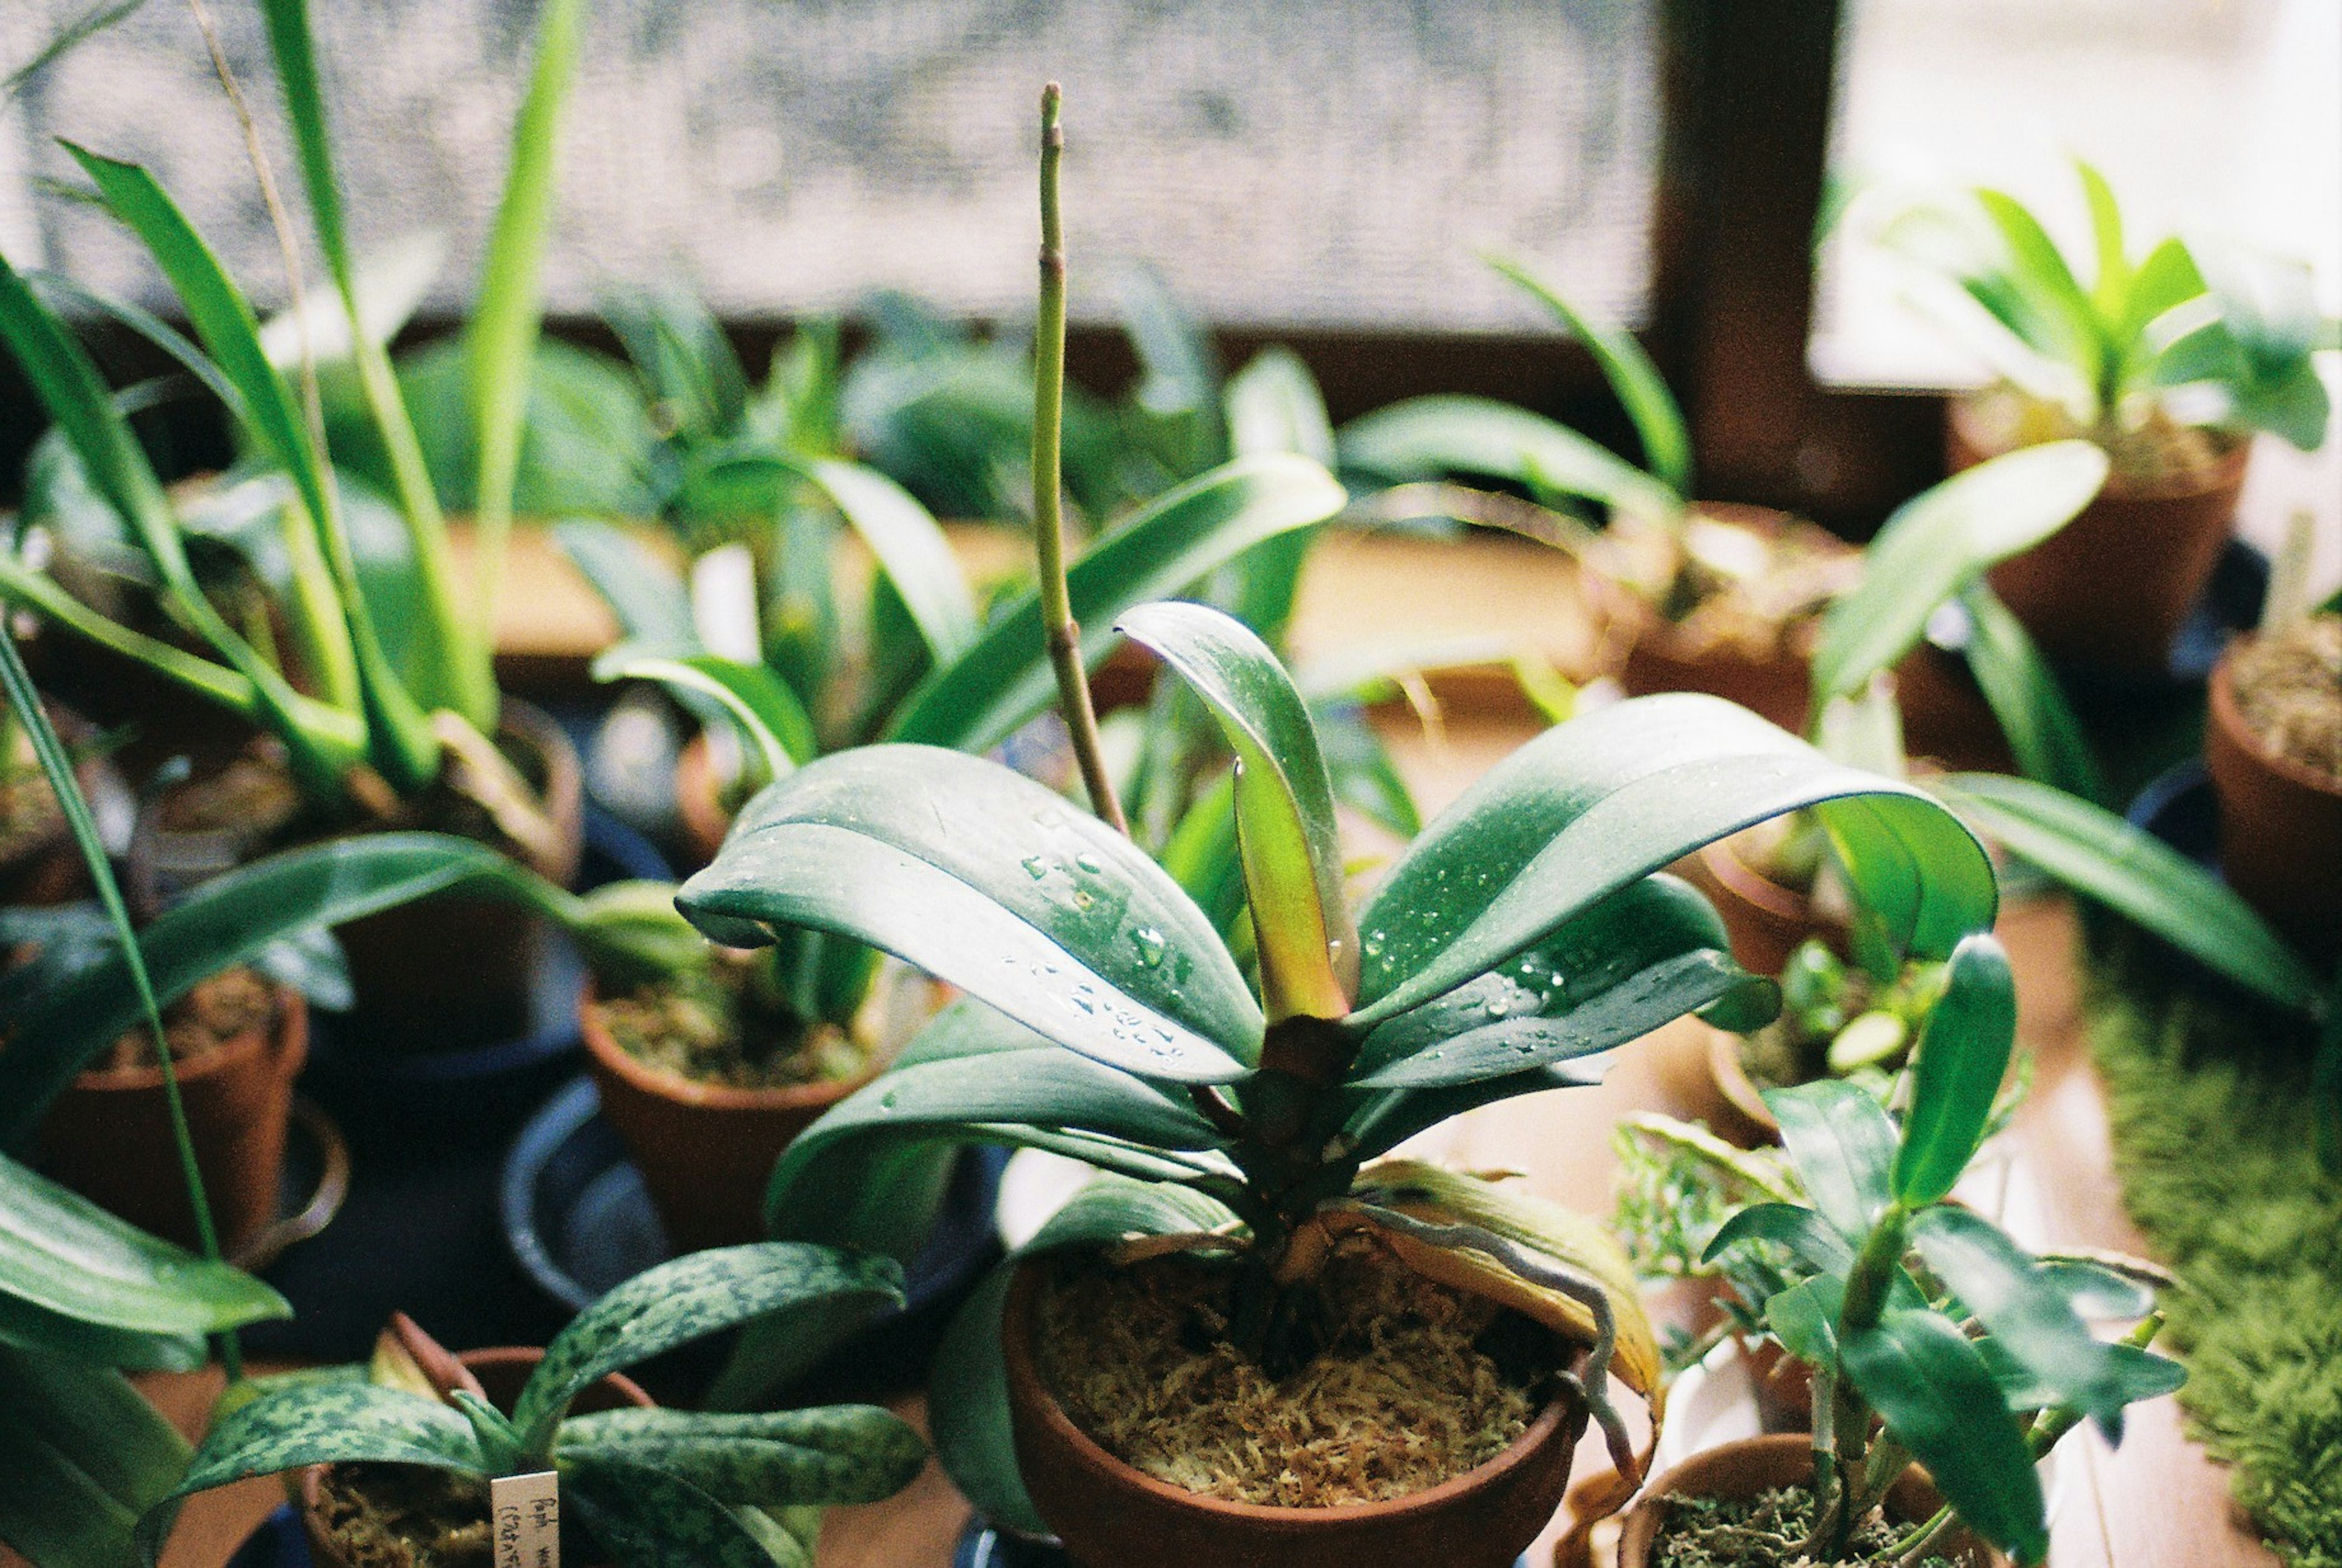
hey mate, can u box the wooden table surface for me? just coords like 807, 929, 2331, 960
23, 530, 2277, 1567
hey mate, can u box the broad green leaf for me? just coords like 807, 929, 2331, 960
1974, 187, 2105, 394
1225, 346, 1334, 465
1702, 1201, 1853, 1275
0, 1291, 202, 1373
889, 454, 1345, 751
558, 1453, 786, 1568
1336, 394, 1681, 520
1979, 1337, 2186, 1413
1811, 441, 2107, 706
1893, 933, 2017, 1205
593, 647, 814, 781
1932, 773, 2323, 1014
1352, 695, 1996, 1026
2119, 237, 2208, 348
1910, 1206, 2144, 1439
0, 1348, 190, 1568
678, 746, 1261, 1079
1764, 1079, 1898, 1242
559, 1406, 925, 1506
0, 1151, 287, 1337
555, 519, 696, 647
605, 286, 748, 442
1340, 1061, 1606, 1162
1763, 1275, 1844, 1367
1119, 601, 1355, 1018
1490, 256, 1691, 494
1959, 583, 2105, 803
513, 1244, 903, 1456
1841, 1308, 2048, 1562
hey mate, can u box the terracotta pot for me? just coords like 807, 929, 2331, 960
1616, 1434, 2005, 1567
1674, 837, 1842, 981
1001, 1261, 1587, 1568
579, 977, 884, 1255
1950, 401, 2249, 679
38, 986, 307, 1258
2205, 646, 2342, 967
298, 1344, 652, 1568
1702, 1024, 1782, 1148
1732, 1332, 1818, 1434
0, 709, 114, 910
674, 729, 733, 870
334, 698, 586, 1051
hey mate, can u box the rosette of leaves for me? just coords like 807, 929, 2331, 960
1698, 934, 2186, 1564
139, 1244, 926, 1568
671, 597, 2002, 1525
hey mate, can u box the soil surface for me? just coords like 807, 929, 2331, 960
1966, 386, 2236, 490
1646, 1485, 1958, 1567
313, 1463, 490, 1568
0, 771, 65, 862
1034, 1241, 1550, 1508
2229, 615, 2341, 784
156, 751, 305, 839
1611, 512, 1861, 653
95, 966, 276, 1071
590, 950, 874, 1089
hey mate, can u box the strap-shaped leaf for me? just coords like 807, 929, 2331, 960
1894, 933, 2017, 1205
1353, 695, 1995, 1026
1702, 1201, 1853, 1275
1341, 1061, 1607, 1163
1959, 584, 2105, 803
593, 648, 815, 781
1, 1348, 192, 1568
1933, 773, 2324, 1014
1224, 346, 1334, 465
560, 1406, 923, 1508
1812, 440, 2107, 707
560, 1452, 793, 1568
0, 1151, 286, 1337
0, 1291, 203, 1374
513, 1244, 902, 1456
1490, 256, 1691, 495
1974, 187, 2106, 392
1765, 1079, 1899, 1244
678, 746, 1260, 1078
1910, 1206, 2145, 1441
1841, 1308, 2048, 1563
1336, 395, 1680, 521
887, 454, 1345, 751
555, 519, 697, 647
1119, 601, 1355, 1019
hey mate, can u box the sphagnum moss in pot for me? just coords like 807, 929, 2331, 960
0, 0, 595, 1047
140, 1243, 927, 1568
2205, 606, 2341, 967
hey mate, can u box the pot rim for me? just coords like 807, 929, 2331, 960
578, 975, 880, 1114
68, 983, 307, 1093
1000, 1256, 1579, 1528
2209, 643, 2342, 801
1703, 1022, 1782, 1135
1697, 836, 1815, 926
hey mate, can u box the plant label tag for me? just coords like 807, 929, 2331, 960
490, 1471, 560, 1568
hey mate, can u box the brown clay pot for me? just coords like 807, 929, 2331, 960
334, 698, 585, 1051
1674, 836, 1842, 982
578, 978, 880, 1255
1616, 1434, 2007, 1567
37, 986, 307, 1258
0, 709, 115, 910
1702, 1024, 1782, 1148
297, 1344, 653, 1568
1000, 1261, 1588, 1568
1950, 401, 2249, 678
674, 729, 733, 871
2205, 646, 2342, 967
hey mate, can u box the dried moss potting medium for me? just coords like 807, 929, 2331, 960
311, 1465, 491, 1568
1643, 1487, 1960, 1568
1033, 1242, 1548, 1508
591, 950, 875, 1089
2227, 614, 2341, 786
92, 965, 277, 1070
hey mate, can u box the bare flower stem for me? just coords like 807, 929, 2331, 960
1032, 83, 1127, 836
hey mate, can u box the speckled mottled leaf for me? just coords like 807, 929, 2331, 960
1119, 601, 1355, 1020
1353, 695, 1996, 1027
562, 1452, 791, 1568
513, 1244, 902, 1455
558, 1406, 925, 1507
677, 745, 1259, 1080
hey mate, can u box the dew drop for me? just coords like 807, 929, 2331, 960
1022, 855, 1051, 880
1130, 926, 1168, 968
1075, 853, 1104, 874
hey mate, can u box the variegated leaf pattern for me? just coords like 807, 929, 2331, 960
557, 1405, 926, 1506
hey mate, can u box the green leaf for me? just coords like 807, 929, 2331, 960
0, 833, 555, 1145
1841, 1309, 2048, 1561
558, 1406, 925, 1507
1702, 1201, 1852, 1274
593, 647, 814, 782
800, 457, 978, 665
1489, 256, 1690, 494
1336, 394, 1681, 520
2072, 159, 2130, 325
1893, 933, 2018, 1205
1811, 441, 2107, 706
1352, 694, 1996, 1026
677, 746, 1260, 1081
0, 1290, 202, 1373
1932, 773, 2323, 1014
1762, 1275, 1844, 1367
1958, 583, 2104, 803
0, 1348, 190, 1568
1119, 601, 1355, 1019
555, 519, 696, 647
1765, 1079, 1898, 1242
889, 454, 1345, 752
513, 1244, 901, 1456
1224, 346, 1334, 465
0, 1151, 287, 1338
559, 1453, 790, 1568
1974, 187, 2105, 395
1909, 1206, 2144, 1440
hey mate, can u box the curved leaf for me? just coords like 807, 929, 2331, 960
1894, 933, 2018, 1205
1932, 773, 2323, 1013
593, 647, 814, 781
803, 457, 979, 664
555, 518, 696, 647
1841, 1308, 2047, 1562
1958, 583, 2104, 803
1353, 695, 1996, 1026
889, 454, 1345, 751
1, 1350, 191, 1568
1341, 1061, 1608, 1163
1225, 346, 1334, 465
1490, 256, 1690, 494
1337, 394, 1680, 520
1812, 441, 2108, 706
0, 1290, 204, 1374
1764, 1079, 1898, 1243
558, 1406, 926, 1508
1119, 601, 1355, 1018
678, 746, 1260, 1079
1702, 1201, 1852, 1274
559, 1452, 790, 1568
